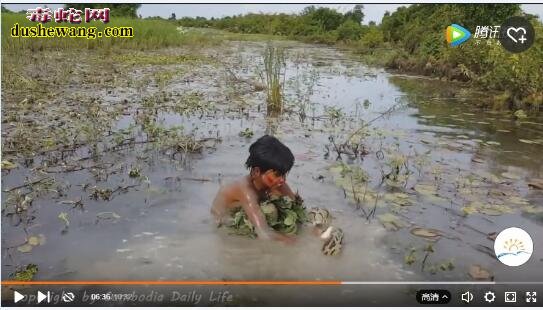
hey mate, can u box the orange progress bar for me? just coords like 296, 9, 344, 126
1, 281, 341, 286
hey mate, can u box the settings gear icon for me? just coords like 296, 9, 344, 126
484, 291, 496, 303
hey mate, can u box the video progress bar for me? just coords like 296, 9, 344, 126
3, 281, 542, 285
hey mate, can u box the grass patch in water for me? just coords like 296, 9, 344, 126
262, 44, 286, 116
113, 53, 204, 66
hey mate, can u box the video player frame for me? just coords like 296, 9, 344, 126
1, 1, 542, 307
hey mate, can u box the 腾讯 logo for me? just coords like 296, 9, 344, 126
494, 227, 533, 267
445, 24, 471, 47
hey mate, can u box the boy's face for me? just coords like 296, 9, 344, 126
261, 169, 286, 189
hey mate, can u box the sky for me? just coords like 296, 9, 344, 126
3, 4, 543, 24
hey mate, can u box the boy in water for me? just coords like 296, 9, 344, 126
211, 135, 300, 243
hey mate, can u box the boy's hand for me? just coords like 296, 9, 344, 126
294, 192, 304, 205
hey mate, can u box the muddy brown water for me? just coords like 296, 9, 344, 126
2, 41, 542, 288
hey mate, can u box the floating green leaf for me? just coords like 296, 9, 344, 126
485, 141, 501, 146
501, 172, 521, 180
439, 259, 455, 271
58, 212, 70, 226
414, 184, 437, 196
97, 212, 121, 220
522, 205, 543, 214
28, 236, 40, 246
129, 168, 141, 178
384, 192, 413, 207
462, 201, 512, 216
377, 213, 406, 231
11, 264, 38, 281
17, 244, 33, 253
527, 178, 543, 190
239, 128, 254, 138
1, 160, 18, 170
410, 227, 443, 241
508, 196, 530, 205
404, 248, 416, 265
514, 110, 527, 119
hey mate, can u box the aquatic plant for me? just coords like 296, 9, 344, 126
262, 44, 286, 116
228, 195, 306, 237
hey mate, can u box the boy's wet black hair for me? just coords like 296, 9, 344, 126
245, 135, 294, 176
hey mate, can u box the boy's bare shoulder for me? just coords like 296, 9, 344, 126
219, 177, 247, 190
218, 177, 254, 199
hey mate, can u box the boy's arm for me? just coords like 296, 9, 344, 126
241, 191, 295, 243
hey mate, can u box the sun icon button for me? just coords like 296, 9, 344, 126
494, 227, 533, 267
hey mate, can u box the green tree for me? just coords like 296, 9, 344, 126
344, 5, 364, 24
303, 6, 344, 31
337, 19, 363, 42
360, 26, 384, 48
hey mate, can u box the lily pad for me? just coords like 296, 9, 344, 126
501, 172, 521, 180
410, 227, 443, 241
1, 160, 18, 170
17, 244, 33, 253
377, 213, 406, 231
479, 207, 504, 216
471, 157, 485, 164
384, 193, 413, 207
97, 212, 121, 220
522, 205, 543, 214
469, 265, 492, 280
475, 171, 501, 183
485, 141, 501, 146
527, 178, 543, 190
462, 201, 512, 216
461, 205, 477, 215
28, 236, 40, 246
508, 196, 530, 205
414, 184, 437, 196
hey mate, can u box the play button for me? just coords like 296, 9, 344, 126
453, 30, 461, 39
14, 291, 25, 303
445, 24, 471, 46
